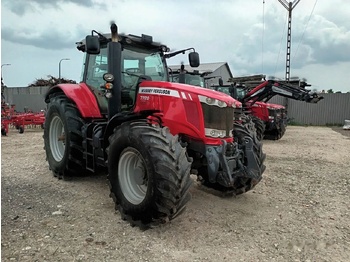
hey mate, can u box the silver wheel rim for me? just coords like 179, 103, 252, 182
49, 115, 65, 162
118, 148, 148, 205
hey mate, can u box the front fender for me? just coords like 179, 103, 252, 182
45, 83, 102, 118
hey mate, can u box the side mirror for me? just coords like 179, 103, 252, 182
85, 35, 100, 54
189, 52, 200, 68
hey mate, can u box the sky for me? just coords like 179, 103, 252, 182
1, 0, 350, 93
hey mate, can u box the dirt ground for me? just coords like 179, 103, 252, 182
1, 126, 350, 262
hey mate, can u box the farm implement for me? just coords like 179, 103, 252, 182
1, 103, 45, 136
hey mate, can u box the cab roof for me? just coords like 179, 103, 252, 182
76, 32, 169, 52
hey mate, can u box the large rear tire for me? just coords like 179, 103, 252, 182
43, 93, 86, 179
107, 120, 192, 228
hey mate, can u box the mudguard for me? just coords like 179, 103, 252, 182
45, 83, 102, 118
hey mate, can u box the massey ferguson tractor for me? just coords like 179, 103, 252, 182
169, 64, 214, 88
213, 75, 323, 140
43, 23, 265, 228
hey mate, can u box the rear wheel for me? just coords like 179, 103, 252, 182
43, 94, 86, 179
107, 120, 192, 228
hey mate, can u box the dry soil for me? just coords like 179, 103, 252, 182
1, 126, 350, 262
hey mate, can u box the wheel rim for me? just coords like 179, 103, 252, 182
49, 115, 65, 162
118, 148, 148, 205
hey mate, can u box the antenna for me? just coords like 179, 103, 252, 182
278, 0, 301, 82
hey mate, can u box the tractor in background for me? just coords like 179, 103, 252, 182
168, 64, 216, 88
43, 23, 265, 228
212, 75, 323, 140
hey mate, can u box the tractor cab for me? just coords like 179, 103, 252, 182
77, 29, 200, 117
169, 67, 212, 88
77, 33, 169, 115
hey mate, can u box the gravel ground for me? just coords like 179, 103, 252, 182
1, 126, 350, 262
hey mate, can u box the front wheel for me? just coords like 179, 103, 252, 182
251, 115, 265, 141
107, 120, 192, 228
198, 114, 265, 195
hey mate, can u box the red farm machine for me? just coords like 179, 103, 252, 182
1, 102, 45, 136
169, 64, 216, 88
212, 75, 323, 140
43, 23, 265, 228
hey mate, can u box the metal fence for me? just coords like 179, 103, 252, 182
269, 93, 350, 125
3, 86, 350, 125
3, 86, 49, 113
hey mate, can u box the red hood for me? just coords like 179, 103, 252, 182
140, 81, 242, 108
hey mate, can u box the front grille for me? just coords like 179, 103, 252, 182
201, 103, 234, 137
268, 109, 277, 119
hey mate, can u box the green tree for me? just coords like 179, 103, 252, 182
327, 89, 334, 93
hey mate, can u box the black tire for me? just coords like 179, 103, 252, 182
251, 115, 265, 141
18, 126, 24, 134
43, 93, 86, 179
1, 128, 7, 136
280, 118, 287, 137
107, 120, 192, 228
264, 119, 286, 140
232, 114, 265, 194
199, 114, 265, 195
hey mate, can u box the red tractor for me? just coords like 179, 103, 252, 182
168, 64, 214, 88
43, 23, 265, 228
213, 75, 323, 140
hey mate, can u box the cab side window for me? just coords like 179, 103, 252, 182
86, 50, 108, 89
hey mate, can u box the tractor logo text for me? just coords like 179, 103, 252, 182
139, 87, 180, 98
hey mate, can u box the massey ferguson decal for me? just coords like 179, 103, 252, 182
139, 87, 180, 98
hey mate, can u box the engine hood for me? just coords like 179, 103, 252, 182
264, 102, 285, 109
139, 81, 242, 108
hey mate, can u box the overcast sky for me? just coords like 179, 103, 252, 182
1, 0, 350, 92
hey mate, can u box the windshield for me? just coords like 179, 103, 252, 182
171, 73, 205, 87
214, 86, 247, 100
122, 46, 167, 88
84, 45, 167, 90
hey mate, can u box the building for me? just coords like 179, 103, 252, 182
168, 62, 233, 88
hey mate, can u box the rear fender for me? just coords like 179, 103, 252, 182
45, 83, 102, 118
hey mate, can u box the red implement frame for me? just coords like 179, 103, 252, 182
1, 103, 45, 135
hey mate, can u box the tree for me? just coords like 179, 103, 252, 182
327, 89, 334, 93
28, 75, 76, 87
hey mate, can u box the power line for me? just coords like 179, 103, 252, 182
274, 12, 288, 76
293, 0, 318, 61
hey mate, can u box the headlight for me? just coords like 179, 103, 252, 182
103, 73, 114, 82
206, 97, 215, 104
199, 95, 227, 108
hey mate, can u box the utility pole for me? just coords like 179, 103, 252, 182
278, 0, 301, 82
